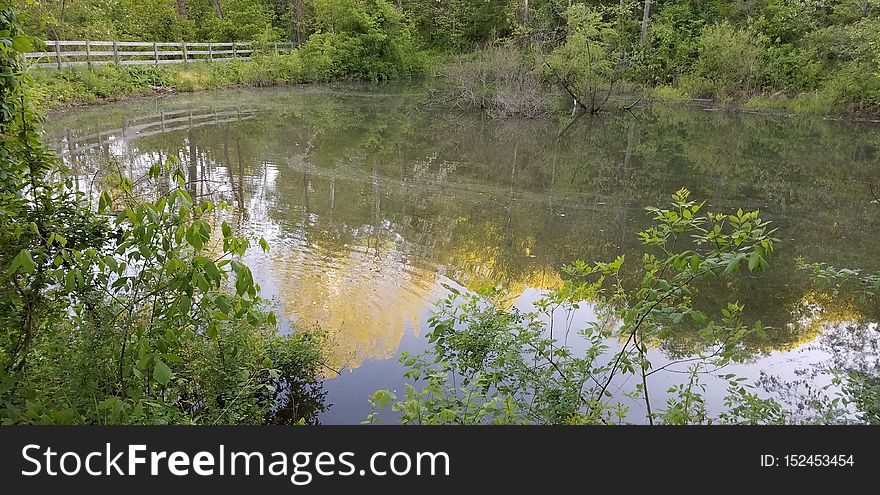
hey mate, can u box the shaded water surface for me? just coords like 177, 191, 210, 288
46, 83, 880, 423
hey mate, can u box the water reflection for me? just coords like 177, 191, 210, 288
45, 83, 880, 422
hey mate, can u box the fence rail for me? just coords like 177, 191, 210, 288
26, 40, 298, 69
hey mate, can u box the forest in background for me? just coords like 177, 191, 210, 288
15, 0, 880, 114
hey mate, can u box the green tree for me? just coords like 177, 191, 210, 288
1, 3, 326, 424
545, 4, 630, 113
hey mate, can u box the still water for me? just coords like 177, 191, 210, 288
45, 83, 880, 423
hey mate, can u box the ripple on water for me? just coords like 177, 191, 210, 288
242, 224, 443, 372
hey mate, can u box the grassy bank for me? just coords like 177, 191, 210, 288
28, 51, 427, 113
647, 80, 880, 118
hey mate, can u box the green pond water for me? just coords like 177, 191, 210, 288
45, 83, 880, 423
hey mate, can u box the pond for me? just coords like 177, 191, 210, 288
44, 83, 880, 423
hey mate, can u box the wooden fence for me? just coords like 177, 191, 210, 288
26, 40, 298, 69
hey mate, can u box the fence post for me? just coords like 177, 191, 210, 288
112, 41, 120, 64
153, 42, 159, 65
85, 40, 91, 69
208, 43, 213, 62
232, 43, 237, 60
53, 41, 62, 69
273, 41, 278, 55
182, 42, 188, 63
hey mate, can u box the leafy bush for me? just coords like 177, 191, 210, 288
631, 3, 704, 86
545, 4, 629, 113
240, 52, 306, 86
816, 63, 880, 113
194, 0, 282, 42
759, 44, 822, 94
300, 0, 428, 81
404, 0, 516, 52
17, 0, 196, 42
690, 22, 764, 98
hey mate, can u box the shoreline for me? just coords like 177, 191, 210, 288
35, 67, 880, 125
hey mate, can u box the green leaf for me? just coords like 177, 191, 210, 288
371, 390, 395, 409
11, 35, 33, 53
722, 255, 742, 277
259, 237, 270, 253
195, 273, 210, 292
214, 295, 232, 314
204, 261, 221, 281
748, 251, 760, 272
104, 255, 119, 273
689, 311, 708, 326
153, 358, 172, 386
234, 264, 254, 296
8, 249, 36, 276
98, 191, 112, 213
64, 270, 78, 292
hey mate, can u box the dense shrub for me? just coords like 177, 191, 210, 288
300, 0, 427, 80
688, 22, 765, 98
631, 4, 704, 86
191, 0, 282, 42
17, 0, 196, 41
818, 62, 880, 113
758, 44, 822, 94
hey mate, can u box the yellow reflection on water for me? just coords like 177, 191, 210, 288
264, 234, 569, 374
268, 238, 441, 374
